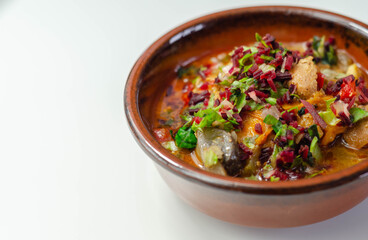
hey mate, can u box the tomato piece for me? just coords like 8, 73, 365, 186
339, 80, 356, 101
193, 117, 202, 124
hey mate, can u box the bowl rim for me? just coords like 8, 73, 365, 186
124, 5, 368, 195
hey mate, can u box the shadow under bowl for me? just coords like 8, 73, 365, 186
124, 6, 368, 228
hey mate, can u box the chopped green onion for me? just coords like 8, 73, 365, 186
265, 97, 277, 105
255, 32, 262, 42
350, 107, 368, 123
260, 55, 274, 61
307, 124, 320, 139
239, 52, 256, 66
263, 114, 279, 125
310, 136, 322, 162
219, 80, 232, 86
288, 125, 300, 134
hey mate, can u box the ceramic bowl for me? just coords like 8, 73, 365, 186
124, 6, 368, 227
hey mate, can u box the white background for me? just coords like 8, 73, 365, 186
0, 0, 367, 239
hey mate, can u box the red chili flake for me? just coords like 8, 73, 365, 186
255, 123, 263, 134
281, 110, 292, 124
277, 90, 292, 105
260, 70, 276, 80
338, 112, 352, 126
255, 56, 265, 64
219, 91, 226, 100
269, 52, 283, 67
230, 47, 244, 68
289, 84, 296, 94
221, 112, 228, 120
327, 36, 336, 45
254, 90, 269, 99
286, 129, 294, 140
252, 69, 263, 80
280, 136, 288, 143
277, 149, 295, 163
199, 82, 209, 90
225, 88, 232, 100
299, 145, 310, 160
233, 113, 243, 125
260, 70, 277, 91
267, 78, 277, 92
189, 90, 210, 106
284, 55, 294, 70
188, 108, 199, 115
289, 121, 298, 128
193, 117, 202, 124
238, 143, 253, 160
270, 169, 289, 180
259, 147, 273, 163
303, 48, 314, 57
275, 71, 292, 81
262, 33, 275, 44
247, 64, 259, 75
347, 96, 356, 110
292, 50, 301, 62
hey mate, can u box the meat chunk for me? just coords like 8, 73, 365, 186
343, 118, 368, 149
290, 56, 318, 99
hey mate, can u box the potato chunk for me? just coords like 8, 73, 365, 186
343, 118, 368, 149
290, 56, 318, 99
346, 63, 361, 80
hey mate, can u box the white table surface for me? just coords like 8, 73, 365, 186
0, 0, 367, 239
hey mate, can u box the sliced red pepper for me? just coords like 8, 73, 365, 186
317, 72, 325, 90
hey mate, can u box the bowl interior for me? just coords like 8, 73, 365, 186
127, 6, 368, 192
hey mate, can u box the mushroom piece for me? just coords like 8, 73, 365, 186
195, 128, 246, 176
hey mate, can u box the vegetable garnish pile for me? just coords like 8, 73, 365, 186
153, 33, 368, 181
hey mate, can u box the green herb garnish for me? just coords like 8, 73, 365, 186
175, 127, 197, 149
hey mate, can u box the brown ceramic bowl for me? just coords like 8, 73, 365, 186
124, 6, 368, 227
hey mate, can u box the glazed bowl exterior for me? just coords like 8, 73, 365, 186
124, 6, 368, 227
